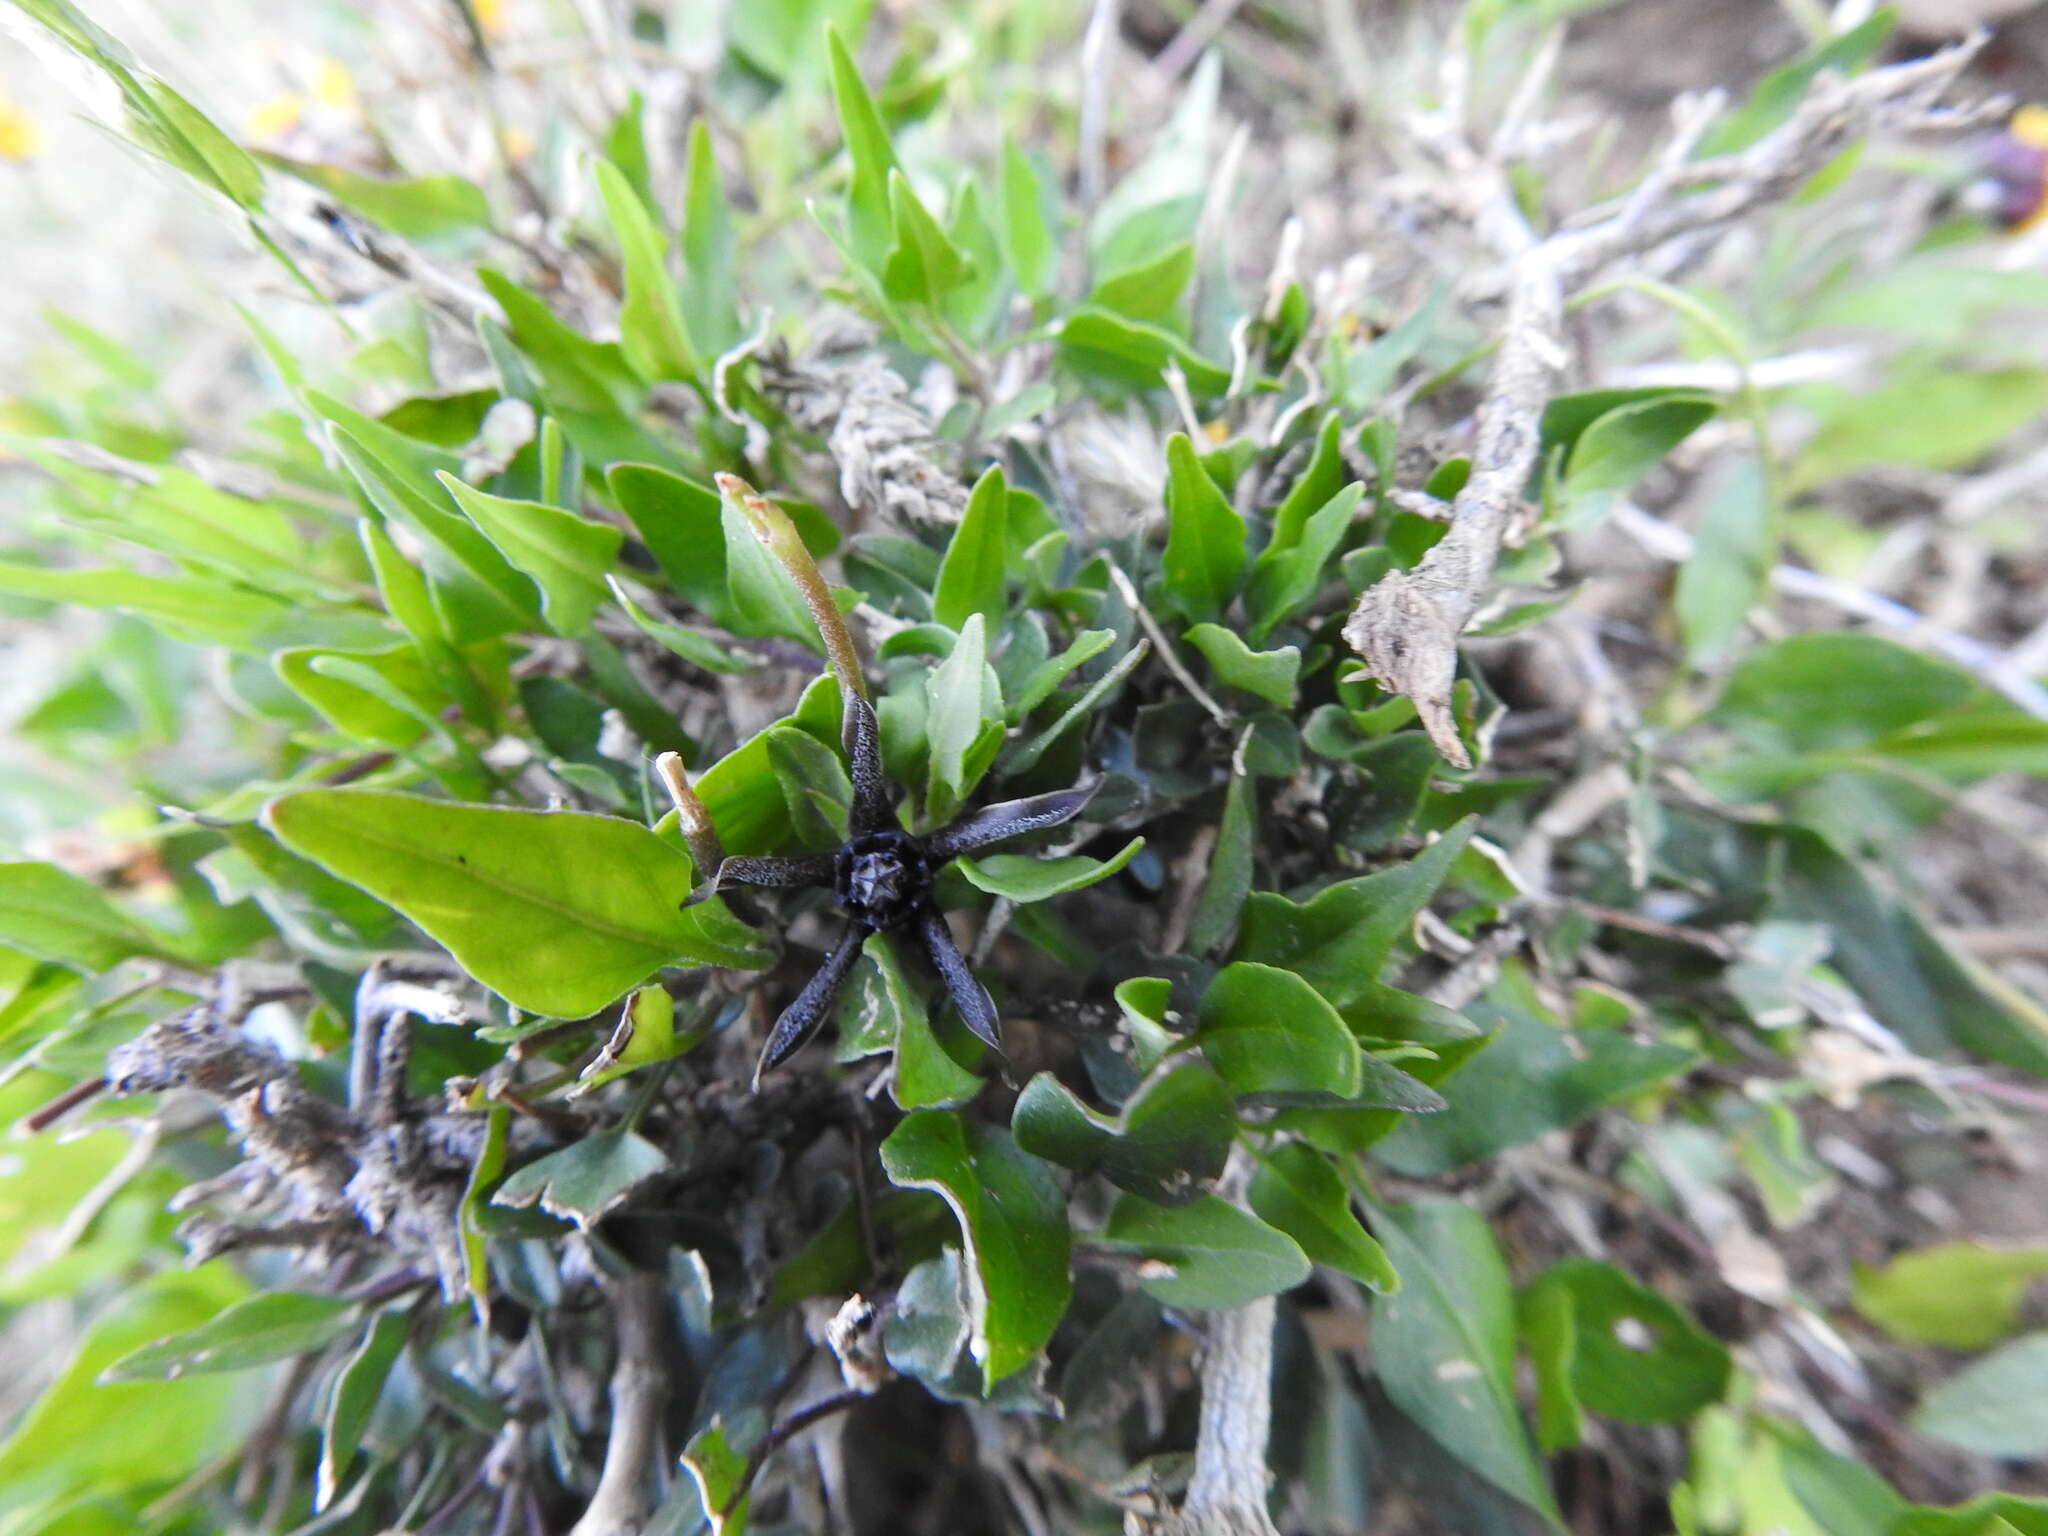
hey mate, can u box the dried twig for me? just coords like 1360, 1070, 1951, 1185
569, 1268, 670, 1536
1344, 35, 1994, 764
1164, 1149, 1280, 1536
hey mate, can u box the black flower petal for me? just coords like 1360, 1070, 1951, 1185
925, 780, 1099, 860
916, 905, 1002, 1053
753, 923, 870, 1087
715, 853, 838, 890
845, 695, 900, 837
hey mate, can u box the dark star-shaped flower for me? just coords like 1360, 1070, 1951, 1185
717, 693, 1095, 1086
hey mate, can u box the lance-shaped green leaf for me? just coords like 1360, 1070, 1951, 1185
1186, 766, 1254, 955
883, 168, 974, 306
682, 119, 740, 356
1159, 434, 1246, 623
436, 473, 621, 634
1197, 961, 1363, 1104
1012, 1058, 1232, 1205
492, 1129, 670, 1229
1370, 1199, 1561, 1525
999, 140, 1055, 297
264, 789, 770, 1017
1519, 1259, 1730, 1437
1098, 1193, 1310, 1309
1236, 819, 1476, 1008
880, 1111, 1071, 1387
1248, 1142, 1398, 1291
607, 463, 727, 615
681, 1414, 757, 1535
0, 861, 184, 972
1853, 1241, 2048, 1351
924, 614, 1005, 824
318, 1307, 409, 1509
608, 576, 748, 674
865, 933, 983, 1109
1246, 482, 1365, 644
826, 24, 900, 274
101, 1292, 360, 1381
1184, 625, 1300, 708
955, 837, 1144, 903
593, 157, 697, 384
933, 465, 1010, 632
258, 156, 491, 249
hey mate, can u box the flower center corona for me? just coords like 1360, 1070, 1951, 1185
834, 831, 929, 930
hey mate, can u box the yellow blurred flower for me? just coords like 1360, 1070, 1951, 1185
473, 0, 506, 36
0, 91, 41, 161
311, 56, 359, 116
244, 92, 304, 143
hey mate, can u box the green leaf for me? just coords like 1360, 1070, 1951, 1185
1376, 959, 1691, 1175
826, 24, 900, 274
681, 119, 741, 356
682, 1415, 755, 1535
1264, 413, 1347, 558
924, 613, 1003, 823
137, 77, 265, 206
257, 156, 490, 248
1011, 1058, 1234, 1205
880, 1111, 1071, 1387
1247, 482, 1364, 644
719, 487, 819, 644
1371, 1199, 1561, 1524
1248, 1142, 1398, 1290
316, 1307, 409, 1509
955, 837, 1143, 903
882, 168, 973, 306
593, 157, 697, 384
1091, 242, 1194, 323
607, 462, 727, 614
1098, 1192, 1310, 1309
492, 1129, 670, 1229
1520, 1259, 1730, 1431
275, 643, 445, 747
694, 675, 845, 855
0, 1273, 244, 1501
1695, 8, 1893, 155
1756, 823, 2048, 1076
264, 788, 769, 1017
1009, 628, 1115, 720
573, 985, 696, 1097
869, 932, 984, 1110
1854, 1242, 2048, 1351
766, 726, 854, 847
1159, 434, 1247, 623
608, 576, 749, 674
329, 424, 541, 642
0, 862, 178, 972
1184, 625, 1299, 707
1197, 961, 1364, 1104
1556, 393, 1717, 529
436, 473, 620, 633
1675, 459, 1771, 665
1236, 820, 1475, 1008
101, 1292, 358, 1381
1185, 767, 1255, 955
0, 559, 302, 649
1798, 364, 2048, 489
1056, 307, 1232, 397
1713, 633, 1975, 754
999, 140, 1055, 297
933, 465, 1010, 632
1911, 1333, 2048, 1460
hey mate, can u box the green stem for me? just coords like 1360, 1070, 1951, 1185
714, 473, 872, 745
